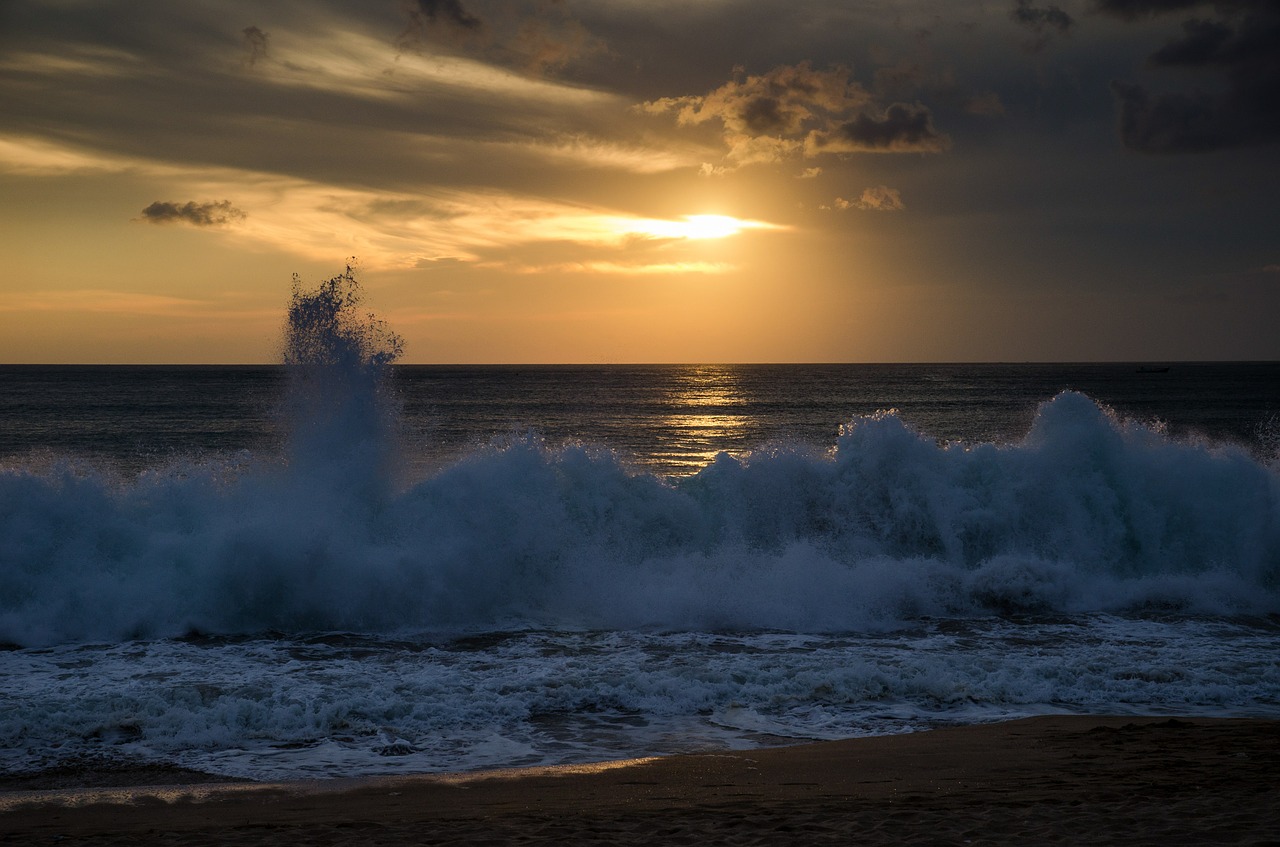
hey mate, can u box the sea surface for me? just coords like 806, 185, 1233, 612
2, 291, 1278, 781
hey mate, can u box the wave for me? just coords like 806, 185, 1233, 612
1, 276, 1277, 646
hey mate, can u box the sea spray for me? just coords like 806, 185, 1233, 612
206, 267, 409, 634
0, 268, 407, 644
281, 264, 403, 487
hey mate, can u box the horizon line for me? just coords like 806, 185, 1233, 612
2, 360, 1276, 368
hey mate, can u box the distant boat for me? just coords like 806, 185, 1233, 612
1136, 366, 1170, 373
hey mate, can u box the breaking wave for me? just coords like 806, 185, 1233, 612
1, 274, 1277, 646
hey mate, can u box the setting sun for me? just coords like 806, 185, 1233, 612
622, 214, 779, 241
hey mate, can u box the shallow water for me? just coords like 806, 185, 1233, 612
5, 615, 1277, 780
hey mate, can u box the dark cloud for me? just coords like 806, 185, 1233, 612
810, 102, 950, 153
137, 200, 246, 226
964, 91, 1006, 115
1149, 17, 1235, 63
740, 96, 790, 133
242, 25, 269, 66
410, 0, 482, 31
396, 0, 602, 75
1010, 0, 1074, 31
1102, 0, 1280, 152
868, 56, 1006, 123
511, 13, 601, 74
397, 0, 484, 56
1108, 81, 1221, 151
1010, 0, 1074, 52
643, 63, 875, 165
646, 63, 955, 164
1092, 0, 1215, 20
872, 64, 918, 100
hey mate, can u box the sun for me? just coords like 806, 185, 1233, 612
620, 214, 780, 241
671, 215, 745, 239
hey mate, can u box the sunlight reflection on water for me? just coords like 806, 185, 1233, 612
654, 366, 752, 472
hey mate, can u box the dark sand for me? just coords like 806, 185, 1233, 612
2, 716, 1277, 845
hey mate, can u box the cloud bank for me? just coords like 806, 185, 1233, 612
1103, 0, 1280, 152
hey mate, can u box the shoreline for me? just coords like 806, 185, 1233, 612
2, 715, 1277, 844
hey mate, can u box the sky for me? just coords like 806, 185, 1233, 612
1, 0, 1277, 363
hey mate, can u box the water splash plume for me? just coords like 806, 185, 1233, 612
280, 264, 403, 484
284, 264, 403, 371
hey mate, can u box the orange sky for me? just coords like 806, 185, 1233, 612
2, 0, 1277, 363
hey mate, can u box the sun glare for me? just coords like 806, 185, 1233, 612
622, 214, 778, 241
675, 215, 742, 239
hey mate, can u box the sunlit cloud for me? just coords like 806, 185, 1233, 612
0, 135, 139, 175
0, 127, 778, 271
645, 62, 950, 166
509, 136, 700, 173
265, 29, 615, 108
0, 290, 211, 316
642, 63, 873, 167
822, 186, 906, 212
135, 168, 786, 269
0, 46, 144, 80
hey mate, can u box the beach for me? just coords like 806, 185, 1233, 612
3, 716, 1277, 845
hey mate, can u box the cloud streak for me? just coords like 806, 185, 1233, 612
397, 0, 602, 75
0, 290, 210, 316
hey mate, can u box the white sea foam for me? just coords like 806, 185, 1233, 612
1, 383, 1277, 645
2, 618, 1275, 779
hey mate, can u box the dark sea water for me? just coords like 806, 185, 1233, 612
2, 345, 1278, 780
4, 361, 1277, 477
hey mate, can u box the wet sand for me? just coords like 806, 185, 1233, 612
2, 716, 1277, 845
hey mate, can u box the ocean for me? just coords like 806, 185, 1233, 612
2, 282, 1278, 782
